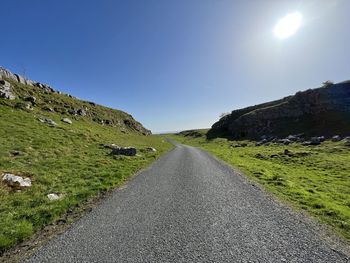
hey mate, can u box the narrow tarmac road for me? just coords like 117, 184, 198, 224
26, 143, 349, 262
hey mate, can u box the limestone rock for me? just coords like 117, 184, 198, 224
38, 117, 57, 126
25, 96, 36, 104
47, 193, 62, 201
146, 147, 157, 152
15, 74, 26, 85
62, 118, 72, 124
2, 173, 32, 187
77, 108, 86, 116
0, 67, 18, 81
0, 79, 16, 100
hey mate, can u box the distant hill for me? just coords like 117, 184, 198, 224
208, 81, 350, 139
0, 66, 151, 135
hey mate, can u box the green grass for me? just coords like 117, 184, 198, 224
168, 133, 350, 241
0, 82, 173, 252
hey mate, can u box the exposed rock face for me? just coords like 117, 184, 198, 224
208, 81, 350, 139
0, 67, 18, 81
123, 119, 151, 135
0, 66, 58, 92
0, 79, 16, 100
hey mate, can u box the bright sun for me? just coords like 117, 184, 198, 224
274, 12, 302, 39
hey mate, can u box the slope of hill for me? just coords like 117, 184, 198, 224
0, 67, 172, 254
208, 81, 350, 139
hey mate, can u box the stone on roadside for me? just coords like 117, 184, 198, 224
146, 147, 157, 152
2, 173, 32, 187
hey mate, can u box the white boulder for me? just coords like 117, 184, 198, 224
2, 173, 32, 187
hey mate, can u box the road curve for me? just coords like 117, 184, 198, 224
26, 143, 348, 263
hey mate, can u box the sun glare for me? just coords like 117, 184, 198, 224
274, 12, 302, 39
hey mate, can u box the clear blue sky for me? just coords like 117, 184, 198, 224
1, 0, 349, 133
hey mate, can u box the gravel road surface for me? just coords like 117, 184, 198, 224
26, 143, 349, 262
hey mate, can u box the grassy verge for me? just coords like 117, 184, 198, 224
167, 132, 350, 241
0, 105, 172, 253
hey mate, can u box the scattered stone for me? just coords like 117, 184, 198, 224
286, 135, 298, 141
38, 117, 57, 126
77, 108, 86, 116
47, 193, 62, 201
146, 147, 157, 152
24, 96, 36, 104
278, 139, 292, 145
111, 146, 137, 156
318, 136, 325, 142
256, 139, 267, 146
61, 118, 72, 124
302, 137, 321, 146
0, 79, 16, 100
47, 119, 57, 126
2, 173, 31, 188
332, 135, 342, 142
310, 137, 322, 145
25, 103, 33, 110
43, 106, 54, 112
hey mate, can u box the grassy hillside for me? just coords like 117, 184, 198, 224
0, 80, 172, 252
168, 131, 350, 242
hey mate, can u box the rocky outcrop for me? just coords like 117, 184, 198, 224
0, 65, 152, 135
0, 66, 57, 93
0, 67, 18, 81
0, 80, 16, 100
208, 81, 350, 139
123, 119, 151, 135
